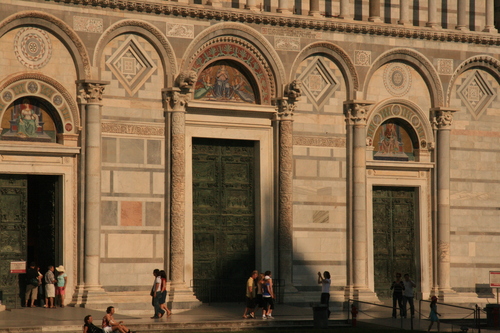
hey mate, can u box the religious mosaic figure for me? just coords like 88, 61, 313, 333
374, 122, 411, 161
17, 98, 40, 138
195, 62, 255, 103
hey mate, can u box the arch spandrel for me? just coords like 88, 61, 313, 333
0, 11, 91, 79
0, 74, 79, 137
180, 22, 285, 102
364, 48, 444, 108
366, 99, 434, 155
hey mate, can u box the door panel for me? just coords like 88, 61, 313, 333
192, 138, 255, 301
0, 175, 28, 308
373, 187, 417, 298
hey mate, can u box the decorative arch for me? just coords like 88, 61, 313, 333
0, 73, 80, 136
180, 22, 286, 103
364, 48, 444, 107
366, 99, 434, 156
0, 11, 91, 79
289, 42, 359, 100
93, 19, 178, 87
446, 55, 500, 106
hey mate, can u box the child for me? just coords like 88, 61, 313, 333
427, 296, 441, 332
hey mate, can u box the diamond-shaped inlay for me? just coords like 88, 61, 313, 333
458, 70, 496, 119
106, 36, 157, 96
297, 56, 338, 110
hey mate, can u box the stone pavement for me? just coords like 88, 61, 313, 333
0, 301, 495, 332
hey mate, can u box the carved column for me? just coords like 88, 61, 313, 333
456, 0, 468, 30
339, 0, 352, 19
74, 80, 112, 308
277, 0, 291, 13
426, 0, 439, 27
431, 108, 457, 300
309, 0, 321, 16
344, 100, 377, 300
483, 0, 498, 32
368, 0, 381, 22
398, 0, 410, 25
245, 0, 257, 10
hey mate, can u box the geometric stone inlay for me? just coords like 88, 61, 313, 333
437, 58, 454, 75
383, 63, 412, 97
354, 50, 371, 66
297, 56, 339, 110
458, 70, 496, 119
14, 27, 52, 70
106, 36, 157, 96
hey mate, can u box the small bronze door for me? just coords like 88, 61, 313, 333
0, 175, 28, 308
192, 138, 255, 301
373, 187, 417, 298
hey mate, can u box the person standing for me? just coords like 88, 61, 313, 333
25, 262, 39, 307
55, 265, 67, 307
243, 270, 258, 319
403, 273, 416, 318
45, 265, 57, 308
318, 271, 331, 318
262, 271, 275, 319
390, 273, 405, 318
151, 269, 164, 318
427, 296, 441, 332
159, 270, 171, 316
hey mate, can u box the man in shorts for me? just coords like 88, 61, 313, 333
242, 270, 258, 319
44, 265, 56, 308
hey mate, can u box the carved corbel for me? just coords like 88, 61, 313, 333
163, 71, 197, 112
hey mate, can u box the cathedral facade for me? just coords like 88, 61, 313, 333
0, 0, 499, 309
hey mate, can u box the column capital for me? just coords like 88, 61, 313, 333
343, 100, 374, 126
162, 71, 196, 112
430, 107, 458, 130
274, 80, 302, 121
76, 80, 109, 105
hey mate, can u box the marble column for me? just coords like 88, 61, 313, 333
309, 0, 321, 16
245, 0, 257, 10
339, 0, 352, 19
368, 0, 381, 22
431, 108, 457, 300
483, 0, 498, 32
344, 101, 377, 300
74, 80, 112, 308
398, 0, 410, 25
426, 0, 439, 27
277, 0, 290, 13
456, 0, 468, 30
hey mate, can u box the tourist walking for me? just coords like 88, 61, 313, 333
159, 270, 171, 316
262, 271, 275, 319
243, 270, 258, 319
427, 296, 441, 332
151, 269, 164, 318
255, 273, 265, 318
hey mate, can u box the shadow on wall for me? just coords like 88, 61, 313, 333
476, 284, 495, 298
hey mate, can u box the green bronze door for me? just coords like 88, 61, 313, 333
192, 138, 255, 301
0, 175, 28, 308
373, 187, 417, 298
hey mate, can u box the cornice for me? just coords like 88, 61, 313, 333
47, 0, 500, 46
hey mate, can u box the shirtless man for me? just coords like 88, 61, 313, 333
102, 306, 133, 333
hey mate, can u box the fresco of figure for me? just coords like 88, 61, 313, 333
17, 99, 40, 138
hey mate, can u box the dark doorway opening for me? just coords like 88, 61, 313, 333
373, 186, 419, 299
192, 138, 256, 302
0, 174, 61, 308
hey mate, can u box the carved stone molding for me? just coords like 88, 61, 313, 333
293, 136, 346, 147
44, 0, 500, 46
0, 11, 91, 78
430, 108, 457, 130
77, 80, 108, 105
101, 123, 164, 136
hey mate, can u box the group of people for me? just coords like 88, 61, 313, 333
391, 273, 441, 332
25, 262, 67, 308
82, 306, 134, 333
151, 269, 171, 319
242, 270, 276, 320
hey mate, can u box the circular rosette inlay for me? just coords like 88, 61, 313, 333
383, 63, 412, 97
14, 27, 52, 70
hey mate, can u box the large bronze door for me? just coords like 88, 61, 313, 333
0, 175, 28, 308
373, 187, 417, 298
192, 138, 255, 301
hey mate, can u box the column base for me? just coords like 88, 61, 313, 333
397, 21, 411, 26
368, 17, 382, 23
426, 22, 441, 29
436, 288, 458, 303
71, 284, 113, 311
309, 11, 322, 17
349, 287, 381, 309
455, 25, 469, 31
168, 283, 203, 310
482, 27, 498, 33
277, 9, 292, 14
